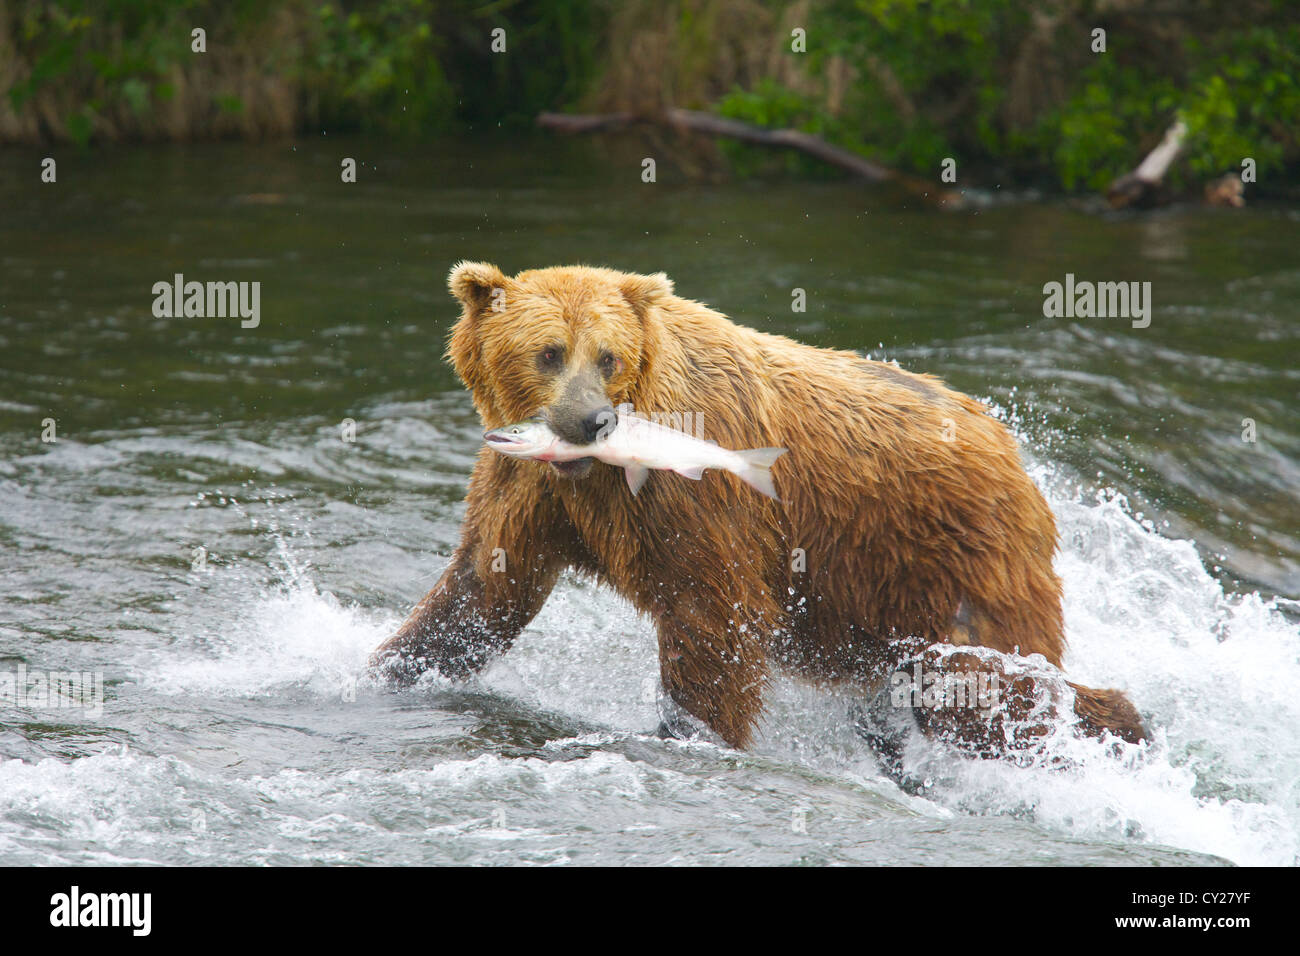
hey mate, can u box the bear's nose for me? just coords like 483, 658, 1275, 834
582, 405, 615, 443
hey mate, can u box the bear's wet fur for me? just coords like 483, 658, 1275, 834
371, 263, 1145, 752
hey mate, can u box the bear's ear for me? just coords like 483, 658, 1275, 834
446, 261, 506, 416
619, 271, 673, 314
449, 260, 509, 311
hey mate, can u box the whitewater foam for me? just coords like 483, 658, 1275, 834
113, 469, 1300, 866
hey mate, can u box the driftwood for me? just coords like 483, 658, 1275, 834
538, 109, 963, 208
1106, 119, 1187, 209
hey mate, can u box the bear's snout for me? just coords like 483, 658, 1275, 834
549, 401, 614, 446
548, 365, 615, 447
580, 406, 615, 443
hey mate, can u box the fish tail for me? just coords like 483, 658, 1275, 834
735, 447, 787, 500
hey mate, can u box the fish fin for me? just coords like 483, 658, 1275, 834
675, 465, 706, 481
624, 463, 650, 496
735, 447, 787, 500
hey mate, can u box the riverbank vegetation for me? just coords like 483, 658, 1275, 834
3, 0, 1296, 195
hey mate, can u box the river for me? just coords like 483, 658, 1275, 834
0, 136, 1296, 865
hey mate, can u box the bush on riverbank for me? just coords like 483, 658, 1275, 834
3, 0, 1296, 193
0, 0, 600, 142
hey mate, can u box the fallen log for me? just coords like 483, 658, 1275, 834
660, 108, 894, 182
537, 109, 963, 208
1106, 119, 1187, 209
538, 112, 638, 134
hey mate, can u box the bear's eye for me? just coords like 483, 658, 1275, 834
537, 346, 564, 371
598, 352, 622, 377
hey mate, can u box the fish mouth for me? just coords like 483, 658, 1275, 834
551, 457, 595, 478
484, 433, 513, 444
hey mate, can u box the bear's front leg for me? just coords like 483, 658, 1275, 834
371, 553, 546, 682
654, 597, 770, 750
370, 454, 587, 683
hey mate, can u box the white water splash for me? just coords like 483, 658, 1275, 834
118, 470, 1300, 866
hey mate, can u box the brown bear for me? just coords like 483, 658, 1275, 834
370, 262, 1145, 753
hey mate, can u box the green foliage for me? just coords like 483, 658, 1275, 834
1044, 21, 1299, 190
716, 79, 860, 178
766, 0, 1300, 191
6, 0, 1297, 193
308, 0, 610, 133
1047, 63, 1180, 192
436, 0, 607, 129
6, 0, 287, 144
5, 0, 609, 142
809, 0, 1026, 174
1177, 26, 1299, 179
311, 1, 455, 134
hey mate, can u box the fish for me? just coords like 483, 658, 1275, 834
483, 412, 787, 500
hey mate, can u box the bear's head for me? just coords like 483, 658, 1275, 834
446, 261, 673, 478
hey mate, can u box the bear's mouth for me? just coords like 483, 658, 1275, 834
551, 457, 595, 478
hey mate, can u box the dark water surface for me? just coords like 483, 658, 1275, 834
0, 137, 1296, 864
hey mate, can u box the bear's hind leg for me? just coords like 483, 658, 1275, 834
1068, 682, 1147, 744
906, 648, 1052, 758
907, 647, 1147, 755
930, 599, 1146, 749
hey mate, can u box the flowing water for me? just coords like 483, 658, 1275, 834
0, 137, 1297, 866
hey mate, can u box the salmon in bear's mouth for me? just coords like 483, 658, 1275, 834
551, 457, 594, 478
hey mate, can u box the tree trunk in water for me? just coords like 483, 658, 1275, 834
1106, 120, 1187, 209
537, 109, 963, 209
